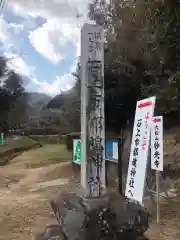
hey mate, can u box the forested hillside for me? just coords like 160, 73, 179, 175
0, 56, 52, 132
47, 0, 180, 134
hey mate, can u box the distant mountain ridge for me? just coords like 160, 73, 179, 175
7, 91, 53, 128
27, 92, 52, 108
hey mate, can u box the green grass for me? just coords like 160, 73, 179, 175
0, 137, 72, 168
0, 137, 40, 152
0, 136, 42, 166
25, 144, 72, 168
29, 135, 66, 145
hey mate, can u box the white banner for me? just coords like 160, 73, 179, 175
151, 116, 163, 171
125, 96, 156, 203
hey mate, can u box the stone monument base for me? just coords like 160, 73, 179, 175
37, 192, 150, 240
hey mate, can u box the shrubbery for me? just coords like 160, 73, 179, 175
30, 134, 67, 144
11, 127, 61, 136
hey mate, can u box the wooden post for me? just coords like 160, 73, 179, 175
118, 129, 124, 195
105, 160, 109, 187
156, 170, 160, 223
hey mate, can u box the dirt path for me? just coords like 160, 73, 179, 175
0, 148, 180, 239
0, 149, 78, 240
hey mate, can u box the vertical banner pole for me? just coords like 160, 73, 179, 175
117, 137, 122, 194
156, 170, 160, 223
151, 115, 163, 223
118, 129, 124, 195
125, 96, 156, 203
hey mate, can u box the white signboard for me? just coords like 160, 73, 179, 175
151, 116, 163, 171
125, 96, 156, 203
112, 142, 118, 159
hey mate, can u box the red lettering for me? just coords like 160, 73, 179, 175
145, 112, 150, 120
142, 136, 147, 150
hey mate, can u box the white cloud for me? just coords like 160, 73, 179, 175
28, 73, 75, 96
28, 19, 80, 63
0, 17, 9, 41
7, 0, 88, 22
8, 23, 24, 35
4, 0, 91, 95
6, 0, 89, 63
4, 52, 76, 96
0, 17, 26, 55
5, 53, 32, 78
27, 60, 77, 96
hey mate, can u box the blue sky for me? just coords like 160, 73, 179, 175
0, 0, 88, 96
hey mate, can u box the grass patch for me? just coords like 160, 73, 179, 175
29, 135, 66, 145
25, 144, 72, 168
0, 136, 42, 166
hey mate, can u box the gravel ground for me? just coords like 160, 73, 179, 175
0, 149, 180, 239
